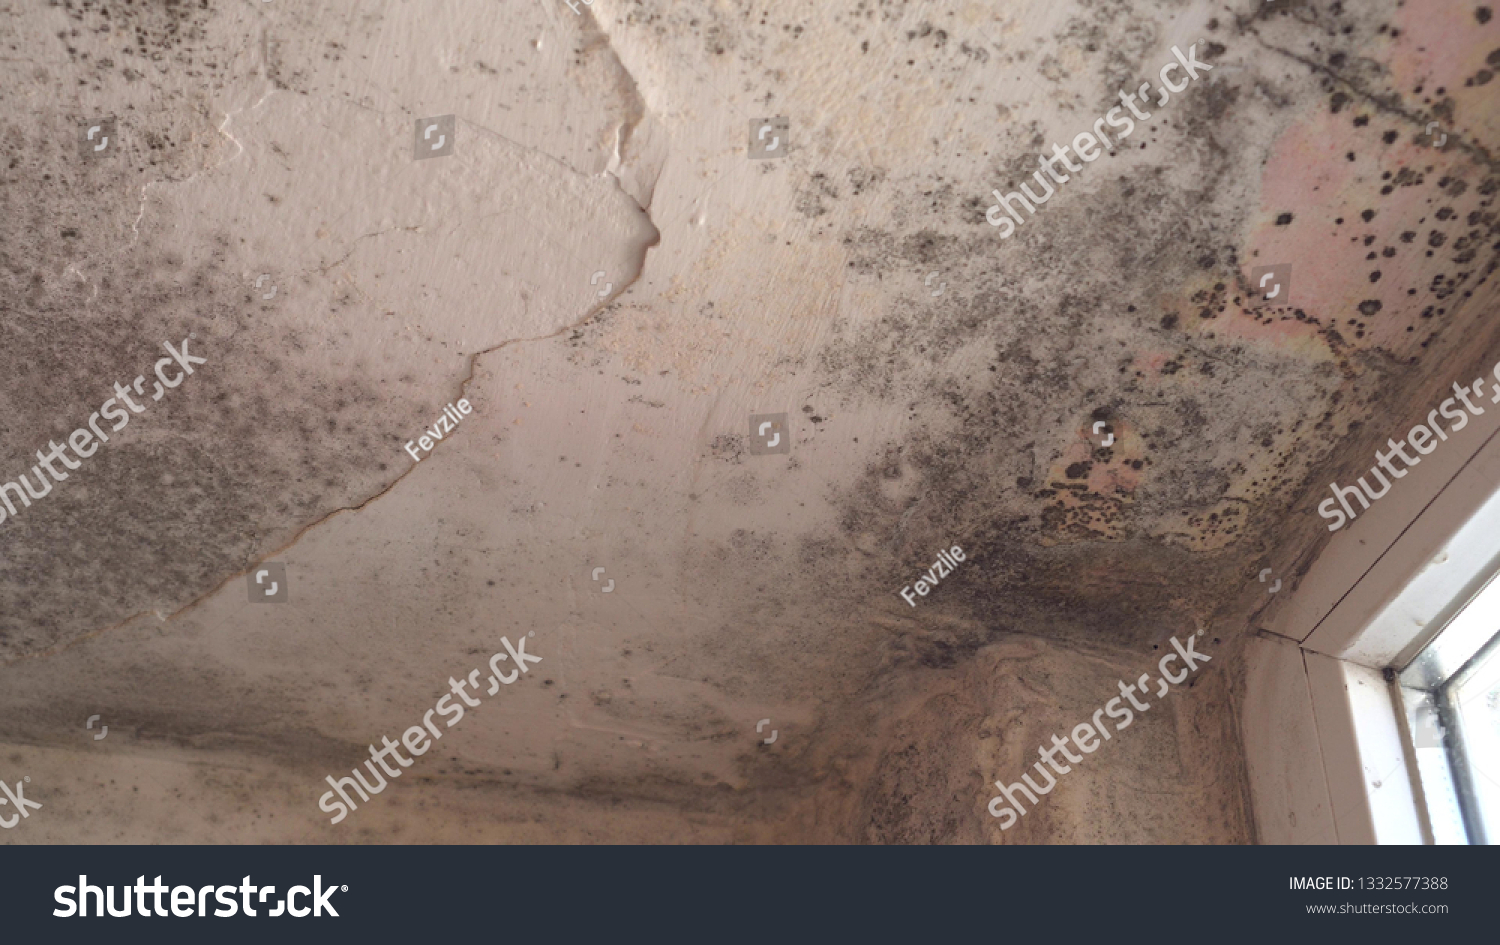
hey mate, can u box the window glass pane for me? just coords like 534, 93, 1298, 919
1451, 636, 1500, 842
1401, 691, 1468, 844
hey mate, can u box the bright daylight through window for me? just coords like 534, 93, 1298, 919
1400, 568, 1500, 845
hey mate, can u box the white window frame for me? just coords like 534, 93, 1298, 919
1243, 385, 1500, 844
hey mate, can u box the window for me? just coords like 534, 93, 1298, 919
1398, 568, 1500, 844
1245, 409, 1500, 844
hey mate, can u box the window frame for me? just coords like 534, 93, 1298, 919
1244, 405, 1500, 844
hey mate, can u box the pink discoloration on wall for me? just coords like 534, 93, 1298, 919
1197, 302, 1325, 352
1034, 427, 1144, 526
1241, 118, 1375, 342
1265, 124, 1491, 356
1394, 4, 1500, 143
1088, 459, 1139, 497
1213, 24, 1492, 361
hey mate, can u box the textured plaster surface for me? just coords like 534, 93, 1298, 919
1, 0, 1497, 843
